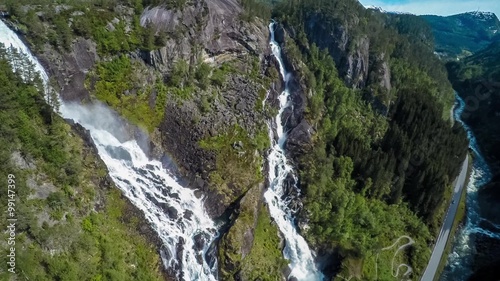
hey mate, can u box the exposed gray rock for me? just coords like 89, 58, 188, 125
39, 38, 98, 102
285, 119, 314, 161
139, 0, 269, 72
379, 56, 392, 92
345, 35, 369, 88
273, 23, 286, 45
36, 211, 59, 228
305, 15, 371, 89
71, 11, 84, 17
105, 22, 116, 32
10, 151, 35, 170
159, 74, 265, 218
55, 5, 71, 14
26, 175, 57, 200
301, 14, 390, 93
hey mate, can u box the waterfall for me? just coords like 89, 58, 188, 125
0, 20, 218, 281
264, 22, 324, 281
441, 93, 499, 280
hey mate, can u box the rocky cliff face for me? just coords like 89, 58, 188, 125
304, 15, 370, 90
139, 0, 269, 71
136, 0, 274, 219
291, 12, 393, 114
158, 73, 269, 217
39, 38, 98, 102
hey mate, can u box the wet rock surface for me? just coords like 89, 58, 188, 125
285, 119, 314, 161
272, 24, 313, 164
40, 38, 98, 102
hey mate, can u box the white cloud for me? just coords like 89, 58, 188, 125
358, 0, 500, 17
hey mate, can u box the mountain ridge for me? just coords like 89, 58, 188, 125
421, 11, 500, 59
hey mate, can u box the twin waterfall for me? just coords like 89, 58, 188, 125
265, 22, 324, 281
1, 19, 323, 280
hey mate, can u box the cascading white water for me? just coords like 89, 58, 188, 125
264, 22, 324, 281
60, 103, 219, 281
0, 24, 50, 92
0, 20, 218, 281
441, 93, 499, 280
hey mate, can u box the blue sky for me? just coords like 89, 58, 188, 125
358, 0, 500, 17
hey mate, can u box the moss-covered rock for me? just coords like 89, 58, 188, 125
218, 184, 287, 280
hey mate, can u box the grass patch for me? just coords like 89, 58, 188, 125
199, 125, 269, 205
239, 206, 288, 280
90, 56, 167, 132
218, 186, 287, 280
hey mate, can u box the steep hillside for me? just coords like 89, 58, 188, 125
421, 12, 500, 59
0, 44, 167, 281
273, 0, 468, 279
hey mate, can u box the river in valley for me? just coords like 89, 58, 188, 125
441, 93, 500, 280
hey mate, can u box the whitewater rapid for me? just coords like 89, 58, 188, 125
441, 93, 499, 280
0, 20, 218, 281
264, 22, 324, 281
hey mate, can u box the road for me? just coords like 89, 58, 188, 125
420, 154, 469, 281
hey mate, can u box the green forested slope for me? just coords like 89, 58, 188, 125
273, 0, 468, 279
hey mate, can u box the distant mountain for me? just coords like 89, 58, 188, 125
448, 40, 500, 95
421, 12, 500, 59
365, 5, 414, 15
